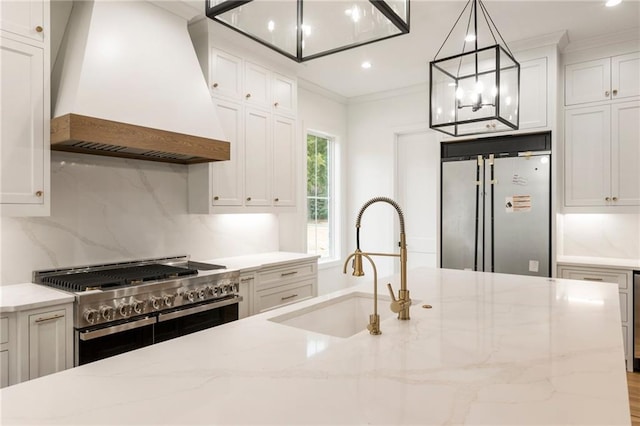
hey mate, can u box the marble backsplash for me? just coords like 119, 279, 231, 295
559, 213, 640, 260
0, 152, 280, 285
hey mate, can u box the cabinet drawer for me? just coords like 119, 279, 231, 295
258, 262, 316, 290
256, 279, 315, 313
558, 267, 629, 289
0, 317, 8, 344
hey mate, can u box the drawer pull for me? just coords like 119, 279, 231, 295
582, 277, 604, 282
281, 294, 298, 301
281, 271, 298, 277
240, 277, 253, 283
35, 314, 64, 323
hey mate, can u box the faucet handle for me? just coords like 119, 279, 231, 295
387, 283, 403, 313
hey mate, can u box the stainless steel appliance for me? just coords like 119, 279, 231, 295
34, 256, 240, 365
634, 272, 640, 370
440, 132, 552, 277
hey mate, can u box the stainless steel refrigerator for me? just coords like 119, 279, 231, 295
440, 132, 552, 277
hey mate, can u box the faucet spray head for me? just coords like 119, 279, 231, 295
352, 249, 365, 276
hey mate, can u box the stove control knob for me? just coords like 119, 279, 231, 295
84, 308, 99, 324
197, 288, 206, 300
100, 305, 115, 321
184, 290, 196, 302
149, 296, 162, 310
231, 283, 239, 293
206, 286, 216, 297
163, 294, 175, 307
118, 303, 131, 318
213, 286, 221, 297
132, 299, 145, 314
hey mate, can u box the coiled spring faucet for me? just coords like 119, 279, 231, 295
343, 197, 411, 331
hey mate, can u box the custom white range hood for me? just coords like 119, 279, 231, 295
51, 0, 229, 164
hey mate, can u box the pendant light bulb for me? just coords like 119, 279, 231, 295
456, 87, 465, 100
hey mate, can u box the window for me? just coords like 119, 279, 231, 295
306, 132, 337, 261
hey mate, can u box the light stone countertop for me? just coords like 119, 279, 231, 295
0, 283, 75, 313
0, 267, 630, 425
200, 251, 320, 272
557, 255, 640, 270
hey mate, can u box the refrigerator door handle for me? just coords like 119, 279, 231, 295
488, 154, 495, 273
474, 155, 483, 271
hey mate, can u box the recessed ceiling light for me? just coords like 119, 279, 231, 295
361, 61, 372, 69
606, 0, 622, 6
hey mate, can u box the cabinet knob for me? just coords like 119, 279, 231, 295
605, 90, 610, 97
613, 89, 618, 96
274, 198, 279, 202
605, 197, 611, 201
245, 93, 251, 99
613, 196, 618, 201
35, 25, 43, 33
212, 83, 219, 88
274, 102, 279, 107
246, 197, 251, 201
213, 196, 219, 201
35, 190, 43, 197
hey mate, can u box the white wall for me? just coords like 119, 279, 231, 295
0, 152, 279, 285
280, 83, 351, 295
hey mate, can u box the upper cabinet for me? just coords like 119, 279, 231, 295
0, 0, 50, 217
563, 50, 640, 211
518, 57, 548, 130
187, 31, 299, 214
565, 52, 640, 105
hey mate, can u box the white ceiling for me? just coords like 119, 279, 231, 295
207, 0, 640, 99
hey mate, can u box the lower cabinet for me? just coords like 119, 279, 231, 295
238, 273, 255, 319
16, 303, 73, 383
254, 259, 318, 314
558, 265, 633, 371
0, 314, 16, 388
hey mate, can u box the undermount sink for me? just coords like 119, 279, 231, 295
268, 292, 395, 338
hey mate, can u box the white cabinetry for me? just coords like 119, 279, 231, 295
238, 273, 255, 319
565, 52, 640, 105
558, 265, 633, 371
16, 303, 73, 382
0, 0, 50, 217
564, 101, 639, 208
519, 57, 548, 130
188, 40, 298, 213
0, 314, 16, 388
254, 260, 318, 314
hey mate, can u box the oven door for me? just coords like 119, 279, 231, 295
155, 296, 240, 343
75, 316, 155, 366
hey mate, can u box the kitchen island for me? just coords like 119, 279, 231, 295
0, 267, 630, 425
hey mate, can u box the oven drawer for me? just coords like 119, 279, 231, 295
257, 261, 316, 291
255, 279, 315, 313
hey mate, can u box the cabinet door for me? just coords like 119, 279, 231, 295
272, 115, 296, 207
211, 100, 243, 206
611, 52, 640, 100
244, 61, 270, 109
564, 105, 610, 206
210, 48, 242, 100
611, 101, 640, 206
519, 57, 547, 129
565, 58, 611, 105
0, 36, 45, 205
0, 0, 45, 43
238, 275, 254, 319
272, 73, 297, 117
244, 107, 271, 206
28, 309, 66, 380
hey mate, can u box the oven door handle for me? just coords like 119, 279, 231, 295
158, 296, 241, 323
79, 316, 156, 341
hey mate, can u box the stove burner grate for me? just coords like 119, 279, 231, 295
41, 264, 198, 292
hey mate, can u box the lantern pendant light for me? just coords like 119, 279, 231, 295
429, 0, 519, 137
205, 0, 410, 63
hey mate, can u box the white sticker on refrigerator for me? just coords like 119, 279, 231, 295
505, 195, 531, 213
529, 260, 539, 273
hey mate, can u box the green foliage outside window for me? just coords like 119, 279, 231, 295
307, 134, 329, 221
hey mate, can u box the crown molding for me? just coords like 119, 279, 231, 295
563, 27, 640, 53
298, 79, 348, 105
348, 83, 428, 105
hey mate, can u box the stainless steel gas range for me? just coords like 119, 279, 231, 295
34, 256, 241, 366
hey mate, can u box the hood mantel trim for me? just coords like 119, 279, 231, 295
50, 114, 230, 165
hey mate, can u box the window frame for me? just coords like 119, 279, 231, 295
305, 130, 339, 265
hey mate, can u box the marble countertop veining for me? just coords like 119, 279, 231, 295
0, 267, 630, 425
557, 255, 640, 270
0, 283, 75, 313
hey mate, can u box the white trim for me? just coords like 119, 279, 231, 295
298, 79, 348, 105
